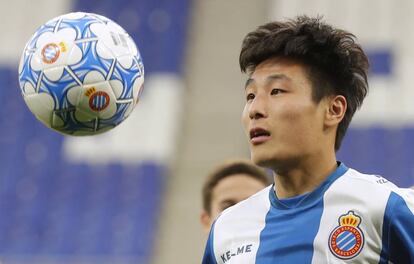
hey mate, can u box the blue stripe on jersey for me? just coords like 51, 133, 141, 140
379, 191, 414, 264
255, 163, 348, 263
202, 221, 218, 264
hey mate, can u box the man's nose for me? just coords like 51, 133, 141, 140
248, 95, 267, 120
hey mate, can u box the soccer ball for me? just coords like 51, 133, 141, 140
18, 12, 144, 135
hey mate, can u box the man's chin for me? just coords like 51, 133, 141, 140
250, 154, 274, 168
250, 151, 293, 170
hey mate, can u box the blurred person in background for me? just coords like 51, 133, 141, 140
200, 159, 270, 233
202, 16, 414, 264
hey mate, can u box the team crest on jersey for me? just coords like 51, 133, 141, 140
329, 211, 364, 260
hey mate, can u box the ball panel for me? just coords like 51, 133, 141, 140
117, 55, 134, 70
109, 79, 124, 99
23, 82, 36, 95
66, 85, 83, 107
19, 51, 41, 95
66, 42, 83, 66
82, 70, 106, 85
89, 13, 111, 24
95, 39, 115, 61
74, 108, 96, 122
90, 22, 132, 59
132, 75, 145, 103
30, 28, 78, 73
122, 100, 137, 118
59, 12, 88, 21
127, 36, 139, 57
43, 66, 65, 82
51, 111, 65, 128
24, 93, 55, 126
76, 82, 117, 119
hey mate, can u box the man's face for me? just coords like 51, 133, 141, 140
242, 58, 328, 170
201, 174, 267, 232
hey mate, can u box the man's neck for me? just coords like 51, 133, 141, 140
272, 153, 338, 199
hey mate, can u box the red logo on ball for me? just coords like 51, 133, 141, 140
89, 91, 110, 111
41, 43, 60, 64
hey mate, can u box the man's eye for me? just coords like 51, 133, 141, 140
246, 93, 255, 101
271, 88, 283, 95
221, 202, 236, 211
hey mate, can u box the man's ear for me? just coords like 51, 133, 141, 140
325, 95, 347, 127
200, 210, 212, 234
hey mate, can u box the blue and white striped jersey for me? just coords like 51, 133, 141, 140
202, 163, 414, 263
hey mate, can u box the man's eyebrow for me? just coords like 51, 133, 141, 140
245, 78, 254, 89
219, 199, 237, 206
267, 73, 291, 83
245, 73, 291, 89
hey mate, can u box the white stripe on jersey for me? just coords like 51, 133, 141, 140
213, 186, 272, 264
311, 169, 395, 263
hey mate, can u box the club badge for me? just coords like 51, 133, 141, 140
329, 211, 364, 260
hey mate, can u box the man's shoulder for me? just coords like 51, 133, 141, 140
341, 167, 399, 192
334, 167, 413, 211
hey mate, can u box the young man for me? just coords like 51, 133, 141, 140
202, 16, 414, 264
200, 160, 271, 233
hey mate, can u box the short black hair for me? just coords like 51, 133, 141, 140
202, 160, 270, 214
240, 15, 369, 150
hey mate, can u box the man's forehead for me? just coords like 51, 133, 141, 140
245, 59, 309, 89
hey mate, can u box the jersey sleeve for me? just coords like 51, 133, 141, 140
202, 221, 218, 264
380, 189, 414, 264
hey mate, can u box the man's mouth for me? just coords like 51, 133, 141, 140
249, 127, 271, 145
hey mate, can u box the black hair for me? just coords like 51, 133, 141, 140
240, 16, 369, 150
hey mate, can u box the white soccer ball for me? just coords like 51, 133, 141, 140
18, 12, 144, 135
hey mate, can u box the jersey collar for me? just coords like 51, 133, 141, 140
269, 162, 349, 209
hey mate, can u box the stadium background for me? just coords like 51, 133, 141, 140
0, 0, 413, 263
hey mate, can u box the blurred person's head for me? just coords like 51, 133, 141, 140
200, 159, 270, 232
240, 16, 369, 171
